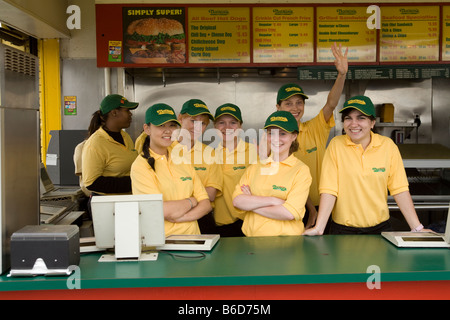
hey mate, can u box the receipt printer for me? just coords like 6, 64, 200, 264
9, 225, 80, 277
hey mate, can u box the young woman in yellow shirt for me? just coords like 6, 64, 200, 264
130, 103, 211, 236
232, 111, 312, 237
304, 96, 429, 235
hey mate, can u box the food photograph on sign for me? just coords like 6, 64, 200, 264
123, 7, 186, 64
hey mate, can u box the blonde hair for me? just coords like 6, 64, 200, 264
179, 113, 210, 126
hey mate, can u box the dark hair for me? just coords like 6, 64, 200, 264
87, 110, 109, 137
340, 108, 376, 122
141, 134, 155, 171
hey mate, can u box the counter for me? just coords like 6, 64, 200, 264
0, 235, 449, 300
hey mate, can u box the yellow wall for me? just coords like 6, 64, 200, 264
38, 39, 62, 164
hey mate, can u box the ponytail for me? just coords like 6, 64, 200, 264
88, 110, 106, 136
141, 135, 156, 171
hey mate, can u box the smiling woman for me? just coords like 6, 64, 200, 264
130, 103, 211, 236
303, 95, 428, 236
232, 111, 312, 237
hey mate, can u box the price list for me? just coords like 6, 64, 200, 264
188, 7, 250, 64
380, 6, 439, 62
316, 7, 376, 62
442, 6, 450, 61
253, 7, 313, 63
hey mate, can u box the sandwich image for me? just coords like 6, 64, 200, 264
126, 18, 185, 64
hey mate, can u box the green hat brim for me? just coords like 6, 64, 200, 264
264, 124, 298, 133
214, 112, 242, 123
339, 106, 375, 118
184, 110, 214, 121
280, 92, 309, 101
150, 118, 181, 127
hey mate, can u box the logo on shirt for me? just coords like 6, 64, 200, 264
306, 146, 317, 153
180, 176, 193, 181
272, 185, 287, 191
194, 167, 206, 171
233, 166, 246, 171
372, 167, 386, 173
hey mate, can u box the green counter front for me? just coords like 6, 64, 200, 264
0, 235, 449, 300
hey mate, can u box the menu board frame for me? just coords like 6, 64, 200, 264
96, 3, 450, 68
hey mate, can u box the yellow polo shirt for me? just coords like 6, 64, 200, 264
171, 140, 223, 196
232, 154, 312, 237
134, 131, 147, 154
319, 132, 409, 228
82, 127, 138, 194
130, 147, 209, 235
294, 109, 335, 206
213, 140, 258, 226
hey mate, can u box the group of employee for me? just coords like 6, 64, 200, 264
79, 43, 429, 238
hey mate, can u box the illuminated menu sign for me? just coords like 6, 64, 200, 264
380, 6, 440, 62
96, 3, 450, 67
188, 7, 250, 63
442, 6, 450, 61
253, 7, 313, 63
316, 7, 376, 62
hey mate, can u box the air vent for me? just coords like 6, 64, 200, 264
4, 47, 36, 76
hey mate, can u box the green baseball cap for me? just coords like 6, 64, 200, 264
264, 111, 299, 133
214, 103, 243, 123
277, 84, 309, 103
145, 103, 181, 126
339, 95, 376, 118
100, 94, 139, 115
180, 99, 214, 120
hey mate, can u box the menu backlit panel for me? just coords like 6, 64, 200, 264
253, 7, 314, 63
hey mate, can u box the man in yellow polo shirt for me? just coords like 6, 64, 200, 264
304, 95, 427, 235
276, 43, 348, 224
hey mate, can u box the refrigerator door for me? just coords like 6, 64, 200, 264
0, 44, 40, 274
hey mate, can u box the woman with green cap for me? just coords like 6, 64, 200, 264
130, 103, 211, 236
82, 94, 139, 195
303, 96, 428, 235
212, 103, 258, 236
232, 111, 312, 237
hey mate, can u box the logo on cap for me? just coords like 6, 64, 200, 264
347, 99, 366, 105
285, 87, 302, 93
157, 109, 175, 115
270, 116, 288, 122
194, 103, 207, 109
221, 106, 236, 112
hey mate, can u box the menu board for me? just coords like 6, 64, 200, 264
316, 7, 376, 63
380, 6, 440, 62
188, 7, 250, 64
253, 7, 313, 63
96, 3, 450, 68
442, 6, 450, 61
